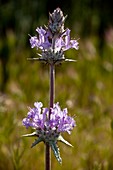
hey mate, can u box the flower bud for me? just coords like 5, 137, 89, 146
48, 8, 67, 35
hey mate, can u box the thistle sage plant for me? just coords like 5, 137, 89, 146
22, 8, 79, 169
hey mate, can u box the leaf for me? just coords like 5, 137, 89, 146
22, 131, 37, 137
31, 138, 43, 148
65, 59, 77, 62
50, 142, 62, 164
58, 135, 73, 147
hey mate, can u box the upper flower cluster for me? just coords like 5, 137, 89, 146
23, 102, 75, 134
30, 27, 79, 52
29, 8, 79, 64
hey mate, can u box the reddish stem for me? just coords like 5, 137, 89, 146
45, 64, 55, 170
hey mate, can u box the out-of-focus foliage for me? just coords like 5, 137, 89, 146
0, 0, 113, 170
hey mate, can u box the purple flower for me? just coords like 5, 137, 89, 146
62, 29, 79, 51
30, 28, 79, 52
23, 102, 75, 134
54, 29, 79, 51
22, 102, 75, 164
29, 8, 79, 65
30, 27, 51, 50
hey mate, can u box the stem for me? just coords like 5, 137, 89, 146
49, 64, 55, 118
45, 64, 55, 170
45, 143, 51, 170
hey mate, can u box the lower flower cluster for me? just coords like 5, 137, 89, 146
22, 102, 76, 163
23, 102, 75, 134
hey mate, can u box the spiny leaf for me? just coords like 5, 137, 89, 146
50, 142, 62, 164
31, 138, 43, 148
58, 135, 73, 147
22, 131, 38, 137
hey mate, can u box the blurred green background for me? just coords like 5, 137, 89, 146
0, 0, 113, 170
